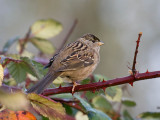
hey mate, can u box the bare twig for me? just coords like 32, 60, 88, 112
56, 19, 78, 53
19, 28, 31, 54
0, 84, 21, 93
132, 32, 142, 75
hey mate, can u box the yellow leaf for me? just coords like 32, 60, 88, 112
0, 91, 29, 111
28, 93, 67, 120
0, 64, 4, 86
31, 19, 62, 39
29, 37, 55, 54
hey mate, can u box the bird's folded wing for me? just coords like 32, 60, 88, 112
58, 51, 94, 71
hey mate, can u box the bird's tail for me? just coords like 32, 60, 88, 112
27, 72, 61, 94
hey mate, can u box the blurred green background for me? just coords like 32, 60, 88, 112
0, 0, 160, 117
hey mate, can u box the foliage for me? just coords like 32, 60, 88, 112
0, 109, 36, 120
0, 18, 159, 120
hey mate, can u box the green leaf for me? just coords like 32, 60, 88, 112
28, 93, 67, 120
75, 95, 111, 120
7, 57, 47, 83
31, 19, 62, 39
30, 37, 55, 54
106, 86, 122, 102
85, 91, 100, 100
137, 112, 160, 119
7, 61, 28, 83
92, 95, 113, 113
51, 93, 73, 99
2, 37, 19, 53
123, 110, 133, 120
105, 87, 117, 98
21, 57, 47, 79
122, 100, 136, 107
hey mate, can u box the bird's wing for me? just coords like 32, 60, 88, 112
58, 48, 94, 71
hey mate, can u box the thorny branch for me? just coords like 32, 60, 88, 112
132, 32, 142, 75
42, 70, 160, 96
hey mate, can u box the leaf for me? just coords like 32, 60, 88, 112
2, 37, 19, 53
123, 110, 133, 120
7, 61, 28, 83
7, 57, 47, 83
0, 90, 29, 111
105, 87, 117, 98
93, 74, 122, 101
51, 93, 73, 99
92, 95, 113, 113
28, 93, 67, 120
75, 95, 111, 120
21, 57, 47, 79
106, 86, 122, 102
137, 112, 160, 119
75, 111, 89, 120
30, 37, 55, 54
0, 64, 4, 86
85, 91, 99, 100
0, 109, 36, 120
122, 100, 136, 107
31, 19, 62, 39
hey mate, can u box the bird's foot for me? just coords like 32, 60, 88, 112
72, 82, 80, 95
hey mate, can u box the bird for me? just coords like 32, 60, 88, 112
27, 33, 104, 94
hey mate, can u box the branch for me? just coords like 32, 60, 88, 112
132, 32, 142, 75
56, 19, 78, 53
51, 98, 85, 114
0, 84, 21, 93
42, 70, 160, 96
19, 28, 31, 54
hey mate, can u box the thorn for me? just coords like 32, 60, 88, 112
59, 84, 62, 88
146, 69, 149, 73
129, 82, 134, 87
92, 89, 96, 93
102, 87, 106, 92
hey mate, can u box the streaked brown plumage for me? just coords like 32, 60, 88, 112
27, 33, 104, 94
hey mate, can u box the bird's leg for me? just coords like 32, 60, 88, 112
72, 81, 79, 94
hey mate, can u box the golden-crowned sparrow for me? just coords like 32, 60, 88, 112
27, 33, 104, 94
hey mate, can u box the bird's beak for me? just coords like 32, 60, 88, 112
98, 41, 104, 46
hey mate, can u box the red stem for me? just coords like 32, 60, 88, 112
132, 32, 142, 75
42, 70, 160, 96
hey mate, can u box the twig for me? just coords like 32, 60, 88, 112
42, 70, 160, 96
0, 84, 21, 93
19, 28, 31, 54
63, 102, 86, 114
51, 98, 86, 114
132, 32, 142, 75
2, 57, 22, 67
56, 19, 78, 53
